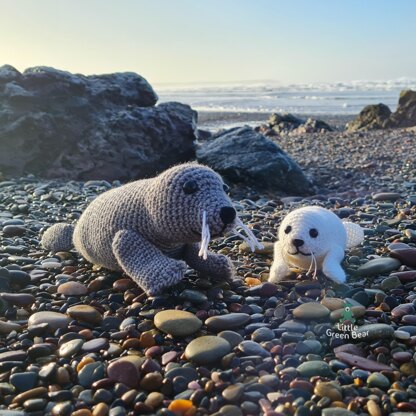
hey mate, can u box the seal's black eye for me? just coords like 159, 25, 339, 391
309, 228, 319, 238
183, 180, 199, 194
223, 183, 230, 193
284, 225, 292, 234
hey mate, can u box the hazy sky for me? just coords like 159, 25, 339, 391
1, 0, 415, 85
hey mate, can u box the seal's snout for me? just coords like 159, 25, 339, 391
292, 238, 304, 248
220, 206, 236, 225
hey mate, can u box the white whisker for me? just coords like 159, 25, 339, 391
235, 218, 264, 251
198, 210, 210, 260
311, 251, 318, 279
233, 229, 256, 252
307, 251, 314, 276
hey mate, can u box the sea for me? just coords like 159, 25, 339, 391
156, 78, 416, 117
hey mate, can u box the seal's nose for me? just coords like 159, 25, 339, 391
292, 239, 304, 247
220, 206, 236, 225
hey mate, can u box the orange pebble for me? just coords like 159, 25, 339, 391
168, 400, 196, 416
77, 356, 95, 372
245, 277, 262, 287
140, 331, 155, 348
354, 378, 364, 387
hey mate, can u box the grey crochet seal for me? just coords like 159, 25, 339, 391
41, 163, 262, 295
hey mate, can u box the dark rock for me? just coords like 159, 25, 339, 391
348, 90, 416, 131
269, 113, 304, 132
386, 89, 416, 128
196, 126, 312, 194
347, 103, 392, 131
0, 65, 197, 180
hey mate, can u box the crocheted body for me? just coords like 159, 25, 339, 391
42, 163, 246, 295
269, 206, 364, 284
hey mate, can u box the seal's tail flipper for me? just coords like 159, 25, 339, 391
41, 223, 75, 252
343, 222, 364, 249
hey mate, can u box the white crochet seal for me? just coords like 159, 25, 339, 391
269, 206, 364, 284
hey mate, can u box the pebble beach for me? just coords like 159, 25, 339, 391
1, 124, 416, 416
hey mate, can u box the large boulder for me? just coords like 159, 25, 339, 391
0, 65, 197, 180
196, 126, 312, 194
386, 89, 416, 128
347, 103, 392, 131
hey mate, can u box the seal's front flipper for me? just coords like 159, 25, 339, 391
269, 241, 290, 283
322, 245, 346, 283
112, 230, 187, 296
184, 243, 234, 280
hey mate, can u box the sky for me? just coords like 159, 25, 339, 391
0, 0, 415, 86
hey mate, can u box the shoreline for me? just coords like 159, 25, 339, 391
197, 111, 356, 131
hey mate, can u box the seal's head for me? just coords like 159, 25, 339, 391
278, 206, 347, 270
149, 163, 261, 257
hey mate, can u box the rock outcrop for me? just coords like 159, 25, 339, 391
0, 65, 197, 180
346, 103, 392, 131
196, 126, 312, 194
256, 112, 333, 137
348, 90, 416, 131
386, 90, 416, 128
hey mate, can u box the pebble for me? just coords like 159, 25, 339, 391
322, 409, 356, 416
373, 192, 401, 201
222, 383, 244, 402
0, 292, 35, 306
107, 356, 145, 387
293, 302, 330, 320
314, 381, 342, 401
59, 339, 85, 357
390, 248, 416, 267
380, 275, 402, 291
10, 372, 38, 392
238, 340, 271, 357
205, 313, 250, 331
297, 361, 333, 378
0, 320, 22, 334
185, 335, 231, 364
57, 281, 88, 295
335, 352, 392, 371
367, 372, 390, 389
353, 323, 394, 340
321, 297, 345, 311
28, 311, 71, 331
218, 330, 244, 348
67, 304, 103, 324
356, 257, 401, 276
154, 310, 202, 336
78, 361, 105, 388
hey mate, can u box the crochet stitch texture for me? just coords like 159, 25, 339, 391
41, 163, 239, 295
